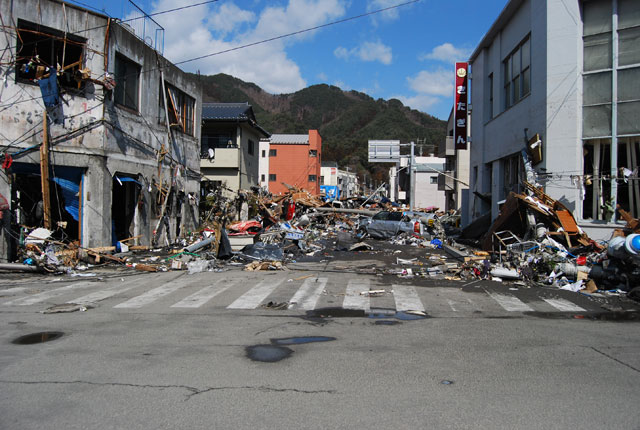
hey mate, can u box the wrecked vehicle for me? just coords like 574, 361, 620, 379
359, 210, 435, 240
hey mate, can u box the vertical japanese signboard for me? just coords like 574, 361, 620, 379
454, 62, 468, 150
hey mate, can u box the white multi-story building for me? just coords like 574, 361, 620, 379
468, 0, 640, 240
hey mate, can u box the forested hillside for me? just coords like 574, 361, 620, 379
193, 73, 447, 183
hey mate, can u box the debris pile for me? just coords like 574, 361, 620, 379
4, 179, 640, 305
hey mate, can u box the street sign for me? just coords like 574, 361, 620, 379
368, 140, 400, 162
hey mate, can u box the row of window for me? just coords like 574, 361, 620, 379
262, 174, 317, 182
260, 149, 318, 157
486, 35, 531, 120
15, 19, 196, 137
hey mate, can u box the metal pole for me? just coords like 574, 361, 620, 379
409, 141, 415, 211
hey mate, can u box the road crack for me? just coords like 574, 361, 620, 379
0, 380, 337, 401
589, 347, 640, 373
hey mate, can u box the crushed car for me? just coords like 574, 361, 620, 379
359, 210, 437, 240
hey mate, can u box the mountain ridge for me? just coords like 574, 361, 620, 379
192, 73, 447, 182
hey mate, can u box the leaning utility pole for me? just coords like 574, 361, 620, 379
40, 113, 52, 229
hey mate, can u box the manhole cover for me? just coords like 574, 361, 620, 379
12, 331, 64, 345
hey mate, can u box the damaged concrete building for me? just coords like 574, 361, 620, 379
467, 0, 640, 241
0, 0, 202, 262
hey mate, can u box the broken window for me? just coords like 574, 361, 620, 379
114, 53, 140, 111
501, 154, 523, 199
16, 19, 86, 91
160, 83, 195, 136
309, 149, 317, 157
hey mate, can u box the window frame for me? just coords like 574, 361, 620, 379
159, 82, 196, 136
269, 149, 277, 157
114, 53, 141, 111
269, 174, 277, 182
16, 19, 87, 93
308, 174, 317, 182
503, 36, 531, 110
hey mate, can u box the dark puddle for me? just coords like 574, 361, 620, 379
12, 331, 63, 345
369, 311, 430, 321
247, 337, 336, 363
374, 320, 401, 326
271, 336, 336, 345
246, 345, 293, 363
305, 307, 429, 321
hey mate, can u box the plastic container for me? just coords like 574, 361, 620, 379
607, 234, 640, 262
556, 263, 590, 278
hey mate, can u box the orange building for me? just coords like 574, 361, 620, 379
268, 131, 322, 195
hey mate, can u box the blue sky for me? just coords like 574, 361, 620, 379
71, 0, 508, 120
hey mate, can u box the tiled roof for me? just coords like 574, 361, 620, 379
270, 134, 309, 145
202, 102, 270, 137
202, 102, 252, 120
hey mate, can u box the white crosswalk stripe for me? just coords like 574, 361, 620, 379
227, 279, 285, 309
114, 283, 187, 309
487, 292, 534, 312
171, 282, 236, 308
0, 274, 593, 315
542, 297, 586, 312
392, 285, 425, 312
288, 277, 327, 310
343, 279, 371, 312
3, 282, 95, 306
69, 283, 141, 306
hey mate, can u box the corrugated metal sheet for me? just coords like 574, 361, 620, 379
270, 134, 309, 145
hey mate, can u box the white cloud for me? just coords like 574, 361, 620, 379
367, 0, 402, 21
407, 68, 453, 97
420, 43, 471, 63
394, 94, 441, 113
207, 3, 256, 37
394, 67, 454, 117
141, 0, 347, 94
334, 41, 392, 65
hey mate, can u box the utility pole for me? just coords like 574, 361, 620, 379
409, 141, 415, 211
40, 113, 52, 229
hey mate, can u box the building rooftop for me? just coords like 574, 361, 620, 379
202, 102, 270, 137
270, 134, 309, 145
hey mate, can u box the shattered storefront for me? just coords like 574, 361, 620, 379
0, 0, 201, 262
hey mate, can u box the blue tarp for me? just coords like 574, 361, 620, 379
10, 163, 83, 221
115, 176, 141, 186
320, 185, 340, 201
51, 176, 80, 221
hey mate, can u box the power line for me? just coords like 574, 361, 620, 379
175, 0, 422, 66
0, 0, 422, 110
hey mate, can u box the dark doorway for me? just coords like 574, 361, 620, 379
111, 175, 140, 243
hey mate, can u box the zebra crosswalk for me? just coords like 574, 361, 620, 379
0, 273, 591, 316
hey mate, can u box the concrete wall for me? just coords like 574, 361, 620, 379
469, 0, 547, 221
0, 0, 201, 260
259, 139, 269, 189
414, 172, 446, 210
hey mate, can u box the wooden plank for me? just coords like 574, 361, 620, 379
40, 115, 52, 229
556, 210, 579, 234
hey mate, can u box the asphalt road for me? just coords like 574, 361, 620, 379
1, 257, 639, 429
